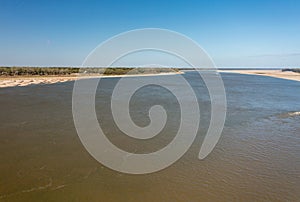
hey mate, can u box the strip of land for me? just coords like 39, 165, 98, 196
218, 70, 300, 82
0, 67, 182, 88
0, 72, 182, 88
1, 68, 299, 88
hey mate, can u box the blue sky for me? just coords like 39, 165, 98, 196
0, 0, 299, 67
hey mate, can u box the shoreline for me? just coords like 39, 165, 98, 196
1, 70, 299, 88
218, 70, 300, 82
0, 72, 183, 88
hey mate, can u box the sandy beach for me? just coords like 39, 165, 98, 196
0, 72, 183, 88
1, 70, 299, 88
219, 70, 300, 82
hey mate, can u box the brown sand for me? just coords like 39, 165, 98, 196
218, 70, 300, 82
0, 72, 183, 88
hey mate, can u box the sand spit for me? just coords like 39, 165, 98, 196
0, 72, 183, 88
219, 70, 300, 82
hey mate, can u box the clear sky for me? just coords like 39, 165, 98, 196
0, 0, 299, 67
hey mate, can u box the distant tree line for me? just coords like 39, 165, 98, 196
282, 68, 300, 73
0, 67, 179, 76
0, 67, 80, 76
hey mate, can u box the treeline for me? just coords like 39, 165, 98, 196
102, 68, 179, 75
282, 68, 300, 73
0, 67, 79, 76
0, 67, 179, 76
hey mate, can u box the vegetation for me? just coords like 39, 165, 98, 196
282, 68, 300, 73
0, 67, 179, 77
0, 67, 79, 76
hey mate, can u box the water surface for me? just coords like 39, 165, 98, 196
0, 72, 299, 201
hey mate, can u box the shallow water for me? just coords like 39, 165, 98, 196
0, 72, 299, 201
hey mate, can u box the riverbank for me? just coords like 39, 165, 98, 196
219, 70, 300, 82
0, 72, 183, 88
